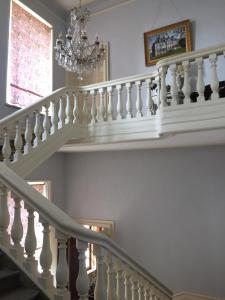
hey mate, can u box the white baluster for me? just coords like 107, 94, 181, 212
55, 232, 69, 300
106, 253, 116, 300
34, 110, 41, 147
182, 61, 191, 104
146, 79, 153, 115
124, 268, 132, 300
2, 128, 11, 164
131, 274, 139, 300
76, 239, 89, 300
66, 92, 74, 124
43, 103, 51, 141
144, 283, 151, 300
196, 57, 205, 103
59, 97, 66, 129
0, 184, 10, 247
13, 121, 23, 162
136, 81, 143, 117
24, 114, 33, 155
91, 90, 97, 123
117, 84, 123, 120
170, 64, 178, 106
138, 278, 145, 300
126, 83, 133, 118
150, 286, 156, 300
10, 194, 23, 259
39, 219, 53, 289
209, 54, 219, 100
107, 86, 113, 121
73, 93, 80, 124
51, 99, 59, 134
94, 244, 107, 300
99, 88, 106, 121
82, 91, 89, 124
24, 205, 38, 275
159, 66, 167, 107
115, 260, 124, 300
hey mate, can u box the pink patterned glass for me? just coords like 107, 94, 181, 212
8, 1, 52, 108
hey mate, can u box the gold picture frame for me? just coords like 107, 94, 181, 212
144, 19, 192, 66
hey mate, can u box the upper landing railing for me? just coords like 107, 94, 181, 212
0, 43, 225, 167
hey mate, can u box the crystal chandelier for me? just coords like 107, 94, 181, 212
55, 1, 105, 80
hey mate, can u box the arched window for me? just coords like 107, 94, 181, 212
7, 0, 52, 108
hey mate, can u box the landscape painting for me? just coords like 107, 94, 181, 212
144, 20, 191, 66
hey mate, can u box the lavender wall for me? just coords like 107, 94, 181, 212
87, 0, 225, 80
0, 0, 66, 119
64, 146, 225, 297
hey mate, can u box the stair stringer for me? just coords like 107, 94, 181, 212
10, 124, 87, 178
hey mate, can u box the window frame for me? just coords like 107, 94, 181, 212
6, 0, 53, 109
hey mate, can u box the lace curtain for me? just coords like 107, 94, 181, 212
8, 1, 52, 108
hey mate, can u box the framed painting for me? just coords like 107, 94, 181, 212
144, 19, 191, 66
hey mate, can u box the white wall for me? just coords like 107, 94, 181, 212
0, 0, 66, 119
87, 0, 225, 79
64, 146, 225, 297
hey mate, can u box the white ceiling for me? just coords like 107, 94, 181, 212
54, 0, 97, 11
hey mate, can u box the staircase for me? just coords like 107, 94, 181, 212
0, 43, 225, 299
0, 250, 47, 300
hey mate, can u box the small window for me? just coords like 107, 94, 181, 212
7, 0, 52, 108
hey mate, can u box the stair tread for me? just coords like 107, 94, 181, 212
0, 269, 20, 280
0, 287, 39, 300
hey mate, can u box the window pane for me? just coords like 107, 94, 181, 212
7, 0, 52, 108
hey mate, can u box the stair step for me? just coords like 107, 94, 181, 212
0, 287, 39, 300
0, 270, 20, 292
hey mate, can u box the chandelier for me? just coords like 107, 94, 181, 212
55, 1, 105, 80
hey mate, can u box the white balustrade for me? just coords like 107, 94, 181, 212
106, 253, 116, 300
117, 84, 123, 120
107, 86, 113, 121
196, 57, 205, 103
0, 184, 10, 246
34, 110, 42, 147
24, 205, 38, 275
131, 275, 139, 300
59, 97, 66, 129
159, 66, 167, 107
2, 128, 11, 164
209, 54, 219, 100
14, 121, 23, 162
94, 244, 107, 300
24, 114, 33, 155
10, 193, 23, 259
138, 278, 145, 300
39, 219, 53, 289
170, 64, 179, 106
124, 268, 132, 300
146, 79, 153, 115
91, 90, 98, 124
43, 103, 51, 141
115, 259, 124, 300
99, 88, 106, 121
76, 239, 90, 300
182, 60, 191, 104
136, 81, 143, 117
144, 283, 151, 300
126, 83, 133, 118
56, 232, 69, 299
51, 99, 59, 133
73, 92, 79, 124
66, 92, 74, 124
